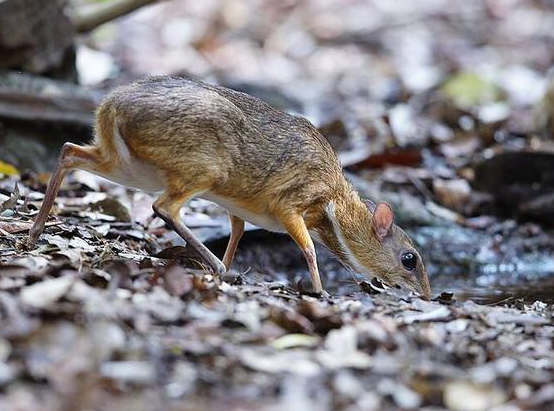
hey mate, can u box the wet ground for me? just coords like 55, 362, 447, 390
207, 217, 554, 306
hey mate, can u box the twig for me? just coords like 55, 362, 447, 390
407, 174, 435, 202
484, 295, 514, 306
73, 0, 160, 33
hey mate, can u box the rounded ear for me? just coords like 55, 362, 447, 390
372, 202, 394, 242
363, 198, 377, 212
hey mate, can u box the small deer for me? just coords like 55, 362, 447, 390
29, 75, 431, 299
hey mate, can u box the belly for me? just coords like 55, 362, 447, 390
201, 192, 286, 233
91, 129, 167, 193
93, 156, 166, 193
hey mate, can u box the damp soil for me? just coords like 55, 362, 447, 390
208, 227, 554, 306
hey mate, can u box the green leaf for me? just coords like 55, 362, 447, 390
0, 161, 19, 176
441, 72, 501, 108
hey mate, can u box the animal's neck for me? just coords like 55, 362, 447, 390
307, 186, 374, 272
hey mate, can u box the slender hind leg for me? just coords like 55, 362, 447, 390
222, 214, 244, 270
29, 143, 102, 244
153, 190, 226, 276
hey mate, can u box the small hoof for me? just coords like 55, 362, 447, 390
28, 229, 39, 245
18, 236, 36, 251
212, 262, 227, 277
319, 290, 331, 299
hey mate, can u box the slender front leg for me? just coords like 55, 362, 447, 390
222, 214, 244, 270
153, 192, 226, 276
278, 212, 323, 293
29, 143, 100, 245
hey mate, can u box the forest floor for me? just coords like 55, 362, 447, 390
0, 175, 553, 411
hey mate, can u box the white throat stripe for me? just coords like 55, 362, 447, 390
325, 201, 366, 273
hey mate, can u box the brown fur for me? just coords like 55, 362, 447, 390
30, 75, 431, 299
99, 76, 344, 216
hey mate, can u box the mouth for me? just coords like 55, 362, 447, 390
414, 276, 432, 301
376, 277, 432, 301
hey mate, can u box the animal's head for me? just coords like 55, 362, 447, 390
325, 199, 431, 300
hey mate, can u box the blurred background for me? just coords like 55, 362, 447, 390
3, 1, 554, 411
2, 0, 554, 298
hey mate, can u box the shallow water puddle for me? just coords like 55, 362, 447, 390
212, 227, 554, 306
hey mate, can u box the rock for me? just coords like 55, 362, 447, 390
0, 0, 74, 74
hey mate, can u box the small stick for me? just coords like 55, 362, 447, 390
73, 0, 160, 33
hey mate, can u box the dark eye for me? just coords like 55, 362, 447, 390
402, 252, 417, 271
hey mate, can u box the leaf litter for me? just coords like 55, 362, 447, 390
3, 0, 554, 409
0, 174, 551, 410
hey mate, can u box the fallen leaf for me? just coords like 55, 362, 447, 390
68, 236, 96, 252
163, 265, 194, 297
90, 198, 131, 222
0, 161, 19, 176
444, 381, 506, 411
241, 349, 320, 376
0, 219, 61, 234
20, 275, 76, 309
442, 72, 501, 108
316, 326, 372, 370
43, 234, 70, 250
433, 178, 472, 212
100, 361, 156, 384
486, 310, 549, 325
271, 333, 320, 350
346, 149, 422, 171
0, 183, 20, 213
402, 306, 451, 324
